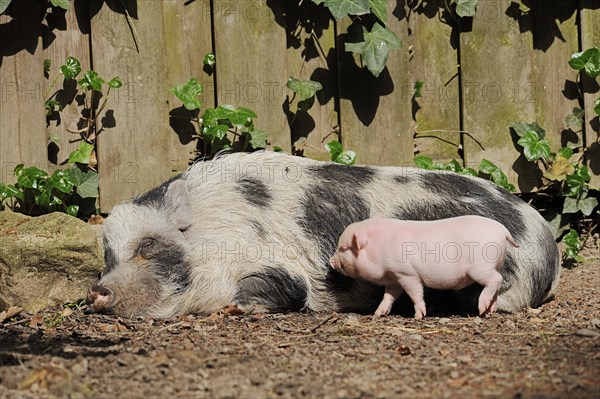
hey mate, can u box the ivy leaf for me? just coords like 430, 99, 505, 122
562, 196, 579, 214
43, 59, 51, 77
557, 147, 573, 160
578, 196, 598, 216
454, 0, 478, 17
479, 159, 515, 192
568, 48, 600, 78
66, 205, 79, 217
203, 52, 215, 68
47, 170, 75, 194
16, 166, 48, 190
0, 0, 11, 14
78, 71, 105, 92
248, 128, 268, 149
45, 99, 62, 116
543, 155, 574, 181
59, 57, 81, 80
68, 142, 94, 164
108, 77, 122, 88
594, 98, 600, 117
413, 80, 424, 98
286, 77, 323, 101
323, 0, 370, 20
345, 23, 401, 77
510, 121, 545, 139
565, 165, 590, 197
48, 132, 60, 145
413, 155, 433, 169
369, 0, 387, 23
69, 167, 99, 198
561, 229, 581, 259
565, 107, 584, 129
517, 130, 551, 162
213, 105, 257, 128
50, 0, 69, 10
325, 140, 356, 165
170, 77, 203, 111
0, 183, 20, 201
203, 124, 230, 140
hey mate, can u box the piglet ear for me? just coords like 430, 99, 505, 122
351, 232, 368, 256
164, 179, 193, 231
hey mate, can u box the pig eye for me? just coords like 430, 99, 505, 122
340, 245, 349, 252
138, 238, 156, 259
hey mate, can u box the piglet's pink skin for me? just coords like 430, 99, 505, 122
329, 216, 519, 319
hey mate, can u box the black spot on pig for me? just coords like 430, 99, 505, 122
250, 219, 268, 240
418, 173, 490, 198
529, 229, 560, 307
298, 184, 370, 266
236, 178, 271, 207
308, 163, 376, 186
137, 237, 192, 293
394, 175, 412, 185
132, 174, 184, 208
103, 236, 117, 274
234, 267, 308, 312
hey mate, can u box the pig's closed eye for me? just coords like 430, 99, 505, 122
138, 238, 156, 259
340, 245, 349, 252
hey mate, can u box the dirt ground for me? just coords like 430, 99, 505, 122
1, 247, 599, 399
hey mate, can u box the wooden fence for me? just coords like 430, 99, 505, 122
0, 0, 598, 211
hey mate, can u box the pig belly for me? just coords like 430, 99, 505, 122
404, 260, 476, 291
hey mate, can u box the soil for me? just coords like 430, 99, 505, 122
1, 247, 599, 399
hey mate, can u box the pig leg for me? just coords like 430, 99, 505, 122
397, 276, 427, 319
467, 268, 504, 315
374, 285, 403, 317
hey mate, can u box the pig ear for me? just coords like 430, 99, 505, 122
164, 179, 193, 231
351, 232, 368, 255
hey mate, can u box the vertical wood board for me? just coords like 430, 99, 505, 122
213, 0, 291, 151
0, 0, 47, 183
338, 3, 413, 166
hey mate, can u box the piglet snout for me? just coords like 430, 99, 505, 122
87, 284, 115, 312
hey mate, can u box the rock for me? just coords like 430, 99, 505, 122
0, 211, 103, 312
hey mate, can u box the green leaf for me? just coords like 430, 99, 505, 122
203, 52, 215, 67
170, 77, 203, 111
561, 229, 582, 259
248, 128, 268, 149
43, 59, 51, 75
68, 142, 94, 164
557, 147, 573, 160
546, 212, 570, 240
48, 132, 60, 145
78, 71, 105, 91
516, 130, 551, 162
454, 0, 478, 17
562, 196, 579, 214
69, 167, 99, 198
0, 183, 20, 201
311, 0, 325, 4
568, 48, 600, 78
16, 166, 48, 189
213, 105, 257, 128
478, 159, 515, 192
577, 196, 598, 216
345, 23, 401, 77
325, 141, 356, 165
594, 98, 600, 117
286, 77, 323, 101
50, 0, 69, 10
45, 99, 62, 116
108, 77, 122, 88
66, 205, 79, 217
510, 121, 545, 139
0, 0, 11, 14
413, 80, 424, 98
565, 107, 584, 129
203, 124, 230, 140
47, 169, 75, 194
413, 155, 433, 169
323, 0, 370, 20
565, 165, 590, 197
272, 146, 284, 152
59, 57, 81, 80
369, 0, 387, 23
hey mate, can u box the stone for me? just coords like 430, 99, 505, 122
0, 211, 103, 312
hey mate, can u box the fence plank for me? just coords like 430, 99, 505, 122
0, 0, 47, 183
163, 0, 215, 163
580, 1, 600, 187
213, 0, 291, 151
91, 1, 180, 211
44, 3, 92, 171
285, 2, 337, 161
409, 8, 461, 165
338, 4, 413, 166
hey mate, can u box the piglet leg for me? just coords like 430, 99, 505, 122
374, 285, 403, 317
468, 268, 503, 315
397, 276, 427, 319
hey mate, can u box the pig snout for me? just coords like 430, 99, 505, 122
87, 285, 115, 312
329, 256, 340, 271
